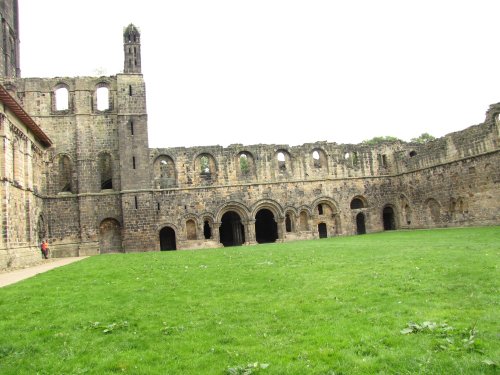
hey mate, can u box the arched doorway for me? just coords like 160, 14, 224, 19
99, 218, 123, 253
160, 227, 176, 251
255, 209, 278, 243
220, 211, 245, 247
318, 223, 327, 238
356, 212, 366, 234
383, 206, 396, 230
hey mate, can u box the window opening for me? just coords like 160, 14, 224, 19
313, 150, 321, 168
277, 152, 286, 171
200, 156, 210, 174
130, 120, 134, 135
318, 204, 323, 215
99, 153, 113, 189
134, 196, 138, 209
352, 152, 359, 166
203, 221, 212, 239
96, 86, 109, 111
55, 87, 69, 111
129, 85, 133, 96
285, 214, 292, 232
132, 156, 136, 169
186, 220, 197, 240
409, 151, 417, 157
239, 154, 249, 175
350, 198, 364, 209
59, 155, 72, 192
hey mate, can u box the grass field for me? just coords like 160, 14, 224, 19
0, 227, 498, 374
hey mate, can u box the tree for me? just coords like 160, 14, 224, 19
362, 136, 402, 145
410, 133, 436, 144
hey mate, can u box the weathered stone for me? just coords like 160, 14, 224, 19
0, 0, 498, 269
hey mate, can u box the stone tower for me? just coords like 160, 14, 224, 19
0, 0, 20, 77
117, 23, 153, 251
123, 24, 141, 74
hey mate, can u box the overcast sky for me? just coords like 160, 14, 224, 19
19, 0, 500, 148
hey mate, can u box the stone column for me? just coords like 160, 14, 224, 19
245, 219, 257, 245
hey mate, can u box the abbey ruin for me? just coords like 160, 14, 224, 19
0, 1, 499, 269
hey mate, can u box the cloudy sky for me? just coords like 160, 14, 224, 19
19, 0, 500, 148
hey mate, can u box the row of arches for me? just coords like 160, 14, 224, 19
153, 148, 359, 187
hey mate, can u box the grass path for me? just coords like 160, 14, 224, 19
0, 227, 498, 374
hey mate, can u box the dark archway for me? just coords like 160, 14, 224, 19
383, 206, 396, 230
220, 211, 245, 247
203, 220, 212, 239
318, 223, 327, 238
356, 212, 366, 234
285, 214, 292, 232
160, 227, 176, 250
255, 209, 278, 243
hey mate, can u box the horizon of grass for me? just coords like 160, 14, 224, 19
0, 226, 498, 374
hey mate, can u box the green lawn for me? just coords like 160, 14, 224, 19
0, 227, 498, 374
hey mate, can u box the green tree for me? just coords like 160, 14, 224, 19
410, 132, 436, 144
362, 136, 402, 145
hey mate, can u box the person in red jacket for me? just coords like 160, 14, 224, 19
40, 240, 49, 259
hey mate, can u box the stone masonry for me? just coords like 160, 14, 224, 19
0, 0, 498, 268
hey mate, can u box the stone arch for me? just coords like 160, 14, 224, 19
185, 218, 197, 240
311, 197, 339, 215
216, 201, 251, 223
298, 209, 310, 231
52, 82, 70, 112
254, 208, 279, 244
283, 207, 297, 233
382, 205, 397, 230
350, 195, 367, 209
159, 226, 177, 251
275, 149, 292, 174
310, 148, 328, 172
219, 211, 245, 247
312, 197, 339, 237
56, 153, 74, 193
94, 81, 112, 112
202, 214, 214, 240
194, 152, 218, 184
237, 151, 256, 178
425, 198, 441, 224
98, 152, 113, 190
399, 194, 412, 226
99, 218, 123, 253
250, 199, 284, 220
153, 154, 177, 188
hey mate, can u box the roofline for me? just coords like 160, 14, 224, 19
0, 84, 52, 147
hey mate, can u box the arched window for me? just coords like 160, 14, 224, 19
203, 220, 212, 239
312, 150, 321, 168
186, 219, 197, 240
96, 86, 109, 111
299, 211, 309, 231
318, 204, 323, 215
58, 155, 72, 192
350, 197, 365, 209
239, 153, 249, 175
55, 86, 69, 111
154, 155, 176, 188
285, 214, 292, 232
276, 150, 289, 172
200, 156, 210, 174
99, 153, 113, 189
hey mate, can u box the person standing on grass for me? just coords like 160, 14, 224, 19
41, 240, 49, 259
